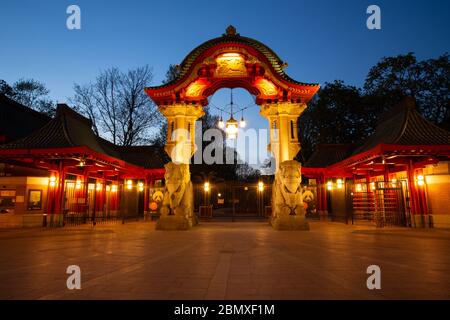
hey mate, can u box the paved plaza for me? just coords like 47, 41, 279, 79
0, 220, 449, 300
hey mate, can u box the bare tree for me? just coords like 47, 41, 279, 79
72, 65, 161, 146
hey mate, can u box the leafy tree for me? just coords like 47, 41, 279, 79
364, 52, 450, 130
298, 80, 364, 161
299, 52, 450, 162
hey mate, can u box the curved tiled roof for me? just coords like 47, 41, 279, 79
0, 94, 51, 143
0, 104, 111, 155
0, 103, 168, 169
148, 26, 319, 89
353, 97, 450, 155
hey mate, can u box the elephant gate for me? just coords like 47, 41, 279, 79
145, 26, 319, 230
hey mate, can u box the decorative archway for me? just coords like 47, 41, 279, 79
145, 26, 319, 230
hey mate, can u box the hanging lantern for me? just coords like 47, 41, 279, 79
239, 116, 246, 128
225, 117, 239, 139
218, 117, 225, 129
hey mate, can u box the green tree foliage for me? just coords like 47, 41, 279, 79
299, 52, 450, 161
364, 52, 449, 129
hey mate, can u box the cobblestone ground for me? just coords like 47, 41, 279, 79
0, 220, 449, 300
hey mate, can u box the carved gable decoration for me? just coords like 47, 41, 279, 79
145, 26, 320, 106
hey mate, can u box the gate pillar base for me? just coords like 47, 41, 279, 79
156, 215, 192, 230
270, 215, 310, 231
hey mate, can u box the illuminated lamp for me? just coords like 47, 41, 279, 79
327, 181, 333, 191
127, 180, 133, 190
106, 185, 111, 192
111, 185, 118, 193
204, 182, 210, 192
49, 176, 56, 187
417, 175, 425, 186
225, 117, 239, 139
138, 182, 144, 192
258, 181, 264, 192
239, 116, 246, 128
96, 183, 102, 191
392, 178, 397, 188
218, 117, 225, 129
336, 179, 343, 189
76, 180, 82, 189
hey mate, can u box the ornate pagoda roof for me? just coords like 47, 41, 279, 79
353, 97, 450, 155
159, 25, 317, 88
0, 103, 167, 169
146, 26, 320, 106
0, 94, 51, 143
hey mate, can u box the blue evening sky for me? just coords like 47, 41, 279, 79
0, 0, 449, 165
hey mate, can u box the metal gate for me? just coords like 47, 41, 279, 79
351, 181, 409, 227
47, 181, 143, 227
194, 182, 271, 220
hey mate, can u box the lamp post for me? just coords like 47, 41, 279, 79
204, 182, 210, 206
258, 181, 264, 217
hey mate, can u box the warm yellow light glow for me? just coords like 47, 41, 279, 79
106, 185, 111, 192
49, 176, 56, 187
355, 184, 362, 192
127, 180, 133, 190
327, 181, 333, 191
370, 182, 376, 191
138, 182, 144, 192
239, 118, 246, 128
186, 80, 207, 97
111, 185, 118, 192
337, 179, 343, 189
79, 160, 85, 167
96, 183, 102, 191
225, 118, 239, 139
417, 175, 425, 186
218, 118, 225, 129
255, 78, 278, 96
221, 53, 241, 57
76, 180, 82, 189
215, 53, 246, 77
258, 181, 264, 192
204, 182, 210, 192
392, 178, 397, 188
218, 193, 222, 197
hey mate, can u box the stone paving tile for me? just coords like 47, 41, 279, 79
1, 221, 450, 299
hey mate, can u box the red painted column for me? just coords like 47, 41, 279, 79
407, 160, 422, 227
143, 175, 150, 216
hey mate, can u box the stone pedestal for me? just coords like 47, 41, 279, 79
157, 162, 196, 230
271, 160, 310, 231
271, 215, 310, 231
156, 215, 191, 230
